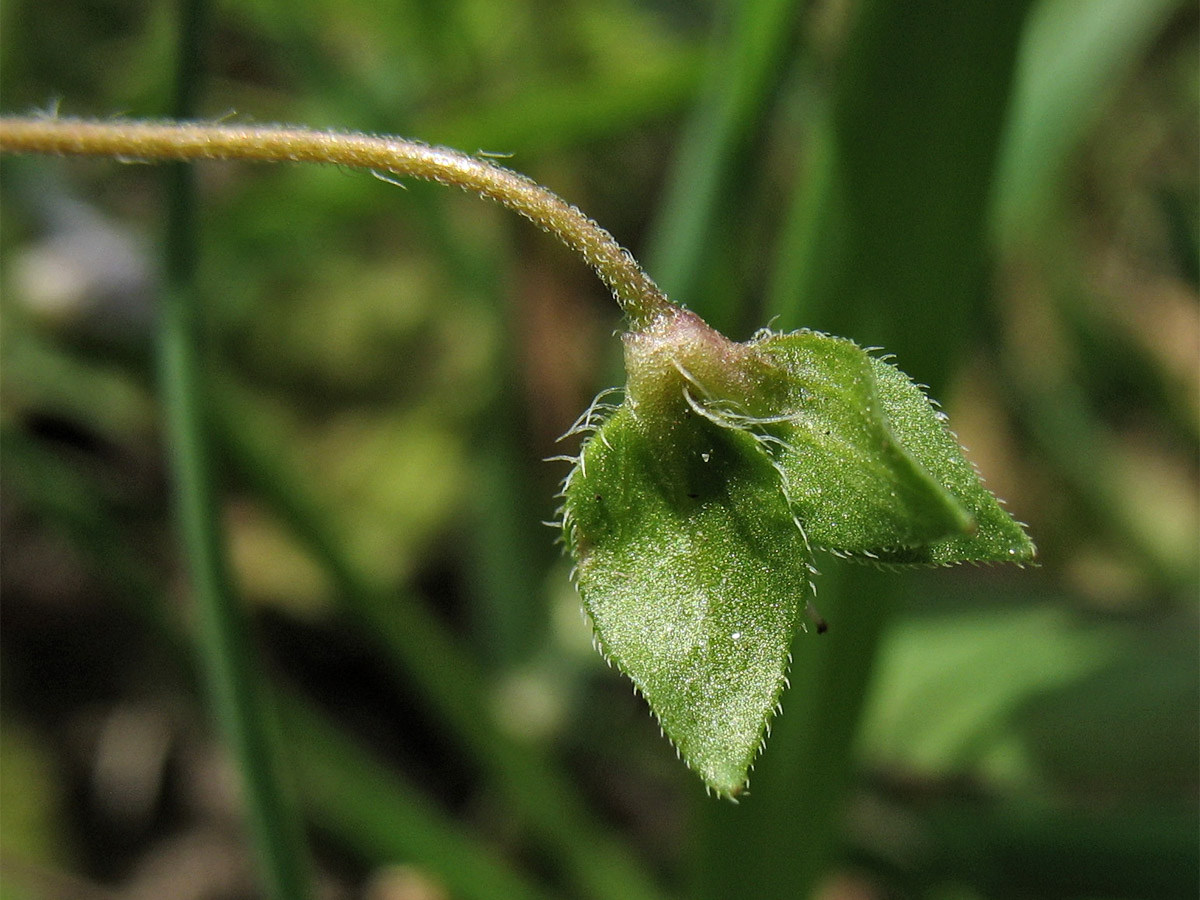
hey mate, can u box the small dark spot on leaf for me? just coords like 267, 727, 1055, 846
806, 599, 829, 634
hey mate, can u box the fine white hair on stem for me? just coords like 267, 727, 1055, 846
0, 116, 676, 328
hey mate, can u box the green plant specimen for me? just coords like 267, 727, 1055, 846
561, 308, 1032, 795
0, 117, 1033, 798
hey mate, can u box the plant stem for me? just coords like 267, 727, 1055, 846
0, 116, 673, 329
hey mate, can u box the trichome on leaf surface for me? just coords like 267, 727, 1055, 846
560, 307, 1034, 796
0, 117, 1035, 798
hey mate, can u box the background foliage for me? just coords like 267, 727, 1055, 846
1, 1, 1197, 898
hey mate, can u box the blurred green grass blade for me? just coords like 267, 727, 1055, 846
645, 0, 806, 332
859, 604, 1123, 775
1017, 620, 1200, 795
279, 693, 560, 900
467, 396, 553, 667
239, 0, 701, 157
213, 393, 670, 900
1011, 371, 1195, 591
991, 0, 1185, 248
920, 800, 1199, 898
427, 50, 705, 154
768, 0, 1034, 392
161, 188, 315, 900
763, 100, 843, 339
856, 602, 1198, 894
160, 0, 314, 895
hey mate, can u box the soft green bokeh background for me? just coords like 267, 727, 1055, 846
1, 1, 1196, 898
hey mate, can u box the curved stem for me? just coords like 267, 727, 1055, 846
0, 116, 674, 329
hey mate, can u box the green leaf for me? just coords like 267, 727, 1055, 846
745, 330, 1035, 564
562, 402, 811, 796
561, 310, 1033, 794
991, 0, 1184, 248
742, 331, 975, 556
863, 353, 1035, 564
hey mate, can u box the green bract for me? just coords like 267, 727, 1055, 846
561, 310, 1034, 796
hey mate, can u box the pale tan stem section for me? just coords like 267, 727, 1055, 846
0, 116, 674, 328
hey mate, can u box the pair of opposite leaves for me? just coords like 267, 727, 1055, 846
559, 308, 1034, 797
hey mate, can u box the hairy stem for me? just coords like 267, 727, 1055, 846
0, 116, 673, 328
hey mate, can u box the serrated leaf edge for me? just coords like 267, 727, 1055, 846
552, 390, 812, 798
